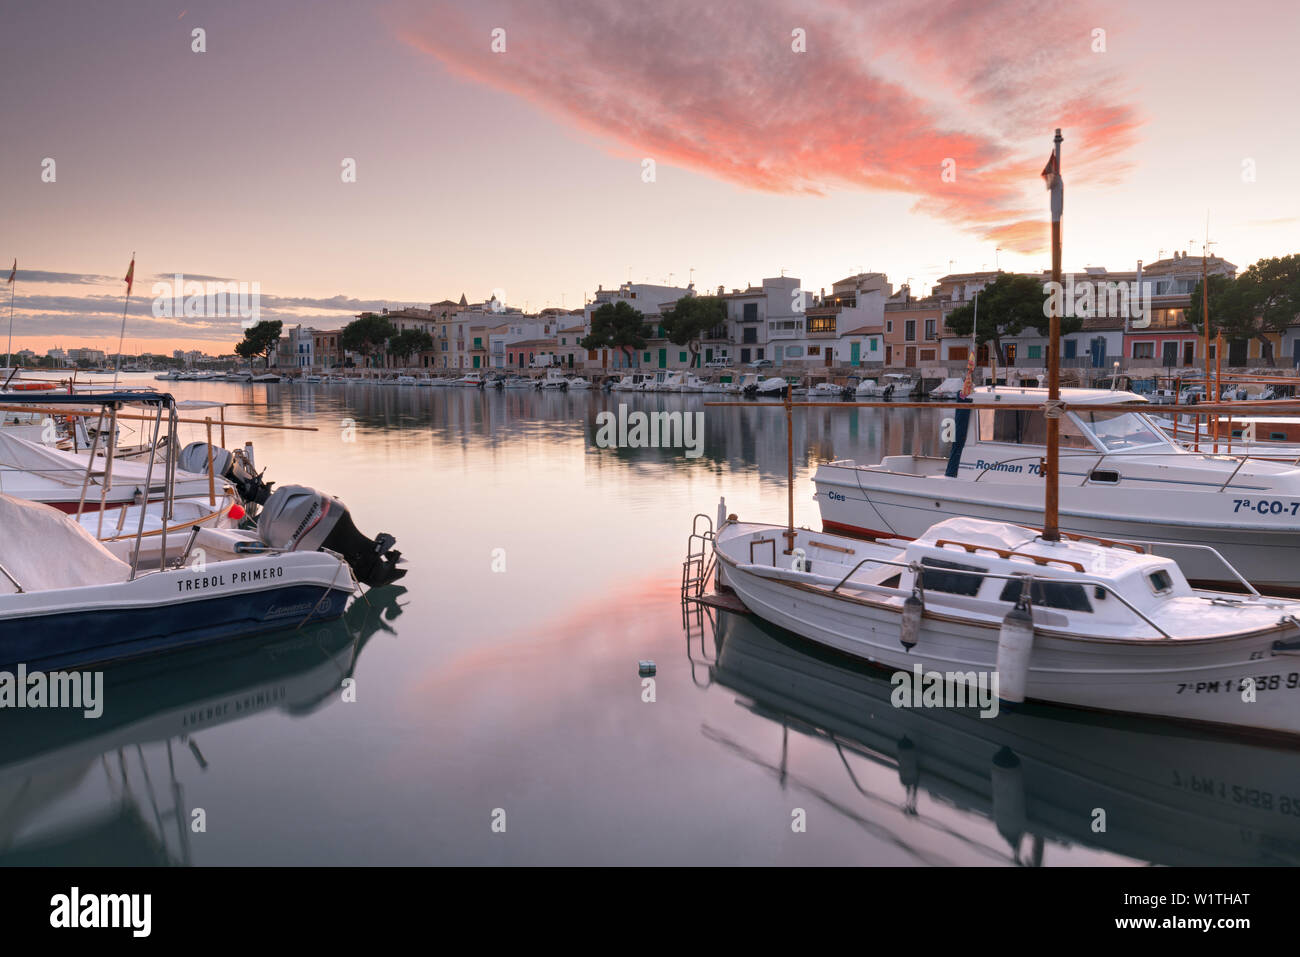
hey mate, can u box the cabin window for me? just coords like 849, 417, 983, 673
1271, 432, 1287, 442
1148, 569, 1174, 595
919, 557, 986, 597
978, 410, 1093, 448
998, 578, 1093, 612
1076, 411, 1164, 451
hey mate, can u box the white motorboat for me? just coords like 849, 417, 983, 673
610, 373, 652, 392
502, 375, 535, 389
455, 373, 484, 388
930, 376, 966, 399
710, 509, 1300, 736
740, 375, 789, 398
810, 381, 851, 399
224, 371, 254, 383
678, 375, 707, 393
539, 368, 569, 390
565, 376, 591, 390
0, 429, 217, 511
813, 385, 1300, 591
0, 394, 406, 669
395, 375, 418, 387
861, 372, 919, 398
252, 373, 282, 383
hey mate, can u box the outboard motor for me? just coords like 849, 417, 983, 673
178, 442, 273, 505
257, 484, 405, 587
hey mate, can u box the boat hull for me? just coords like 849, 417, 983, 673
814, 463, 1300, 591
716, 535, 1300, 737
0, 554, 353, 670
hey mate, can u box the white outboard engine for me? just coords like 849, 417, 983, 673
177, 441, 273, 505
257, 484, 405, 587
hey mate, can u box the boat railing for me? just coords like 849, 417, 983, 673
815, 551, 1176, 638
969, 448, 1285, 495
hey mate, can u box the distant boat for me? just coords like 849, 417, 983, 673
252, 373, 282, 383
930, 376, 965, 399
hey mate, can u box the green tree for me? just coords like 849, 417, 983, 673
662, 295, 726, 368
234, 319, 284, 370
944, 273, 1080, 364
1216, 256, 1300, 365
579, 301, 646, 367
389, 328, 434, 366
1185, 273, 1258, 362
341, 313, 397, 368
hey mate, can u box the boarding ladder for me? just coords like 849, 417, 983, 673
681, 513, 716, 602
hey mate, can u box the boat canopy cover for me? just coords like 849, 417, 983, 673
0, 431, 208, 488
0, 494, 130, 593
911, 516, 1039, 552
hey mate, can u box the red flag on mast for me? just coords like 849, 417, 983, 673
6, 260, 14, 284
124, 256, 135, 297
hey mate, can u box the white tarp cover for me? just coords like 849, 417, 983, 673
0, 431, 207, 489
912, 516, 1039, 552
0, 494, 131, 593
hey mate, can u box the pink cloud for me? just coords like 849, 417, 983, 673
393, 0, 1141, 254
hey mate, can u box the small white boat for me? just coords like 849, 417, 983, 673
252, 373, 282, 383
395, 375, 418, 387
540, 369, 569, 390
678, 375, 708, 393
742, 375, 789, 398
711, 508, 1300, 736
930, 376, 966, 399
455, 373, 484, 388
502, 375, 535, 389
610, 373, 652, 392
858, 372, 918, 398
810, 381, 851, 399
565, 376, 591, 390
650, 372, 684, 392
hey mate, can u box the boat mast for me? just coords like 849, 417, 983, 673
1044, 129, 1063, 542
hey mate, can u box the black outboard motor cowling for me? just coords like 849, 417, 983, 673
177, 441, 273, 505
257, 484, 405, 587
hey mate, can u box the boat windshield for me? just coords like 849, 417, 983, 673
1074, 411, 1169, 451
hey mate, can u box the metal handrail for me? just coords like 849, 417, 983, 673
785, 548, 1178, 638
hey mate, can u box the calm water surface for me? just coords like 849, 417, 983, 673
4, 375, 1298, 865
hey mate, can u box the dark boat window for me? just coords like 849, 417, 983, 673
1148, 569, 1174, 595
998, 578, 1093, 612
919, 557, 986, 596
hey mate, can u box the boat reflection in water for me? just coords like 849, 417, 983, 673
0, 585, 406, 866
687, 605, 1300, 866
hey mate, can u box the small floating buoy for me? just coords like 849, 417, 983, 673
996, 579, 1036, 705
638, 660, 656, 677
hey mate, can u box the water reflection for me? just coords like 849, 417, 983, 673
689, 605, 1300, 866
0, 586, 405, 865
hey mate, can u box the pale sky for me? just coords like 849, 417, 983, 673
2, 0, 1297, 355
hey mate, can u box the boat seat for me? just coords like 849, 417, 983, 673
0, 494, 131, 593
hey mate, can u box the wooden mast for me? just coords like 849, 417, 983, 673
1044, 129, 1063, 542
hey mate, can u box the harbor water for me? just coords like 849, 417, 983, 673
4, 376, 1298, 866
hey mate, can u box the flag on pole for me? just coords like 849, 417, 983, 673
1042, 151, 1063, 222
124, 256, 135, 297
6, 260, 14, 284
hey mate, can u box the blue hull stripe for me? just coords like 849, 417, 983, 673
0, 585, 351, 670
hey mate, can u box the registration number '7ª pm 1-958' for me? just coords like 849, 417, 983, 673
1232, 499, 1300, 516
